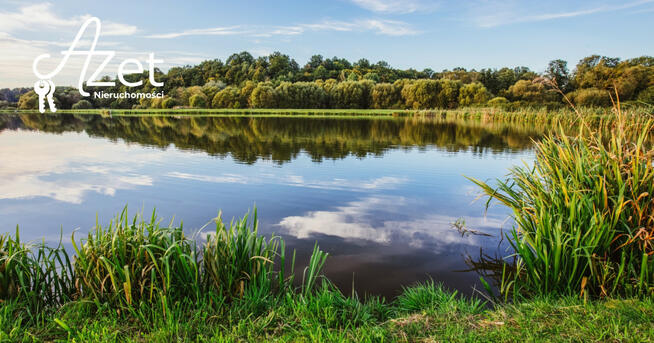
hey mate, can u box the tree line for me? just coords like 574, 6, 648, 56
11, 52, 654, 111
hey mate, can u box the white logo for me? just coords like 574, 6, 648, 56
32, 17, 164, 113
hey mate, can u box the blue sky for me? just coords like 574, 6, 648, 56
1, 0, 653, 87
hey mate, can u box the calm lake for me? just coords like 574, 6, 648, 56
0, 113, 543, 298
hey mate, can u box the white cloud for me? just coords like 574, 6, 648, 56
360, 19, 419, 36
349, 0, 437, 14
473, 0, 654, 28
0, 3, 137, 36
145, 26, 247, 39
148, 19, 418, 39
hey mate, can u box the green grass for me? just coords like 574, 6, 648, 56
2, 105, 651, 120
469, 112, 653, 299
1, 208, 653, 342
1, 286, 652, 342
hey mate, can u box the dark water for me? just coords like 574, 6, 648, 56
0, 113, 542, 298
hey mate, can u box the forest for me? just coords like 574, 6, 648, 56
8, 52, 654, 111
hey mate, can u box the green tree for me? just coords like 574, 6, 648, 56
275, 82, 327, 108
71, 99, 93, 109
162, 97, 176, 109
546, 59, 570, 91
189, 94, 208, 108
437, 79, 462, 108
507, 80, 558, 103
401, 80, 440, 109
18, 91, 38, 109
330, 81, 372, 109
249, 84, 276, 108
458, 82, 489, 106
371, 83, 400, 109
212, 86, 242, 108
637, 86, 654, 104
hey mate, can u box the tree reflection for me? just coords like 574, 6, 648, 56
2, 113, 544, 164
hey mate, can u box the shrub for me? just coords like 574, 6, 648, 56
189, 94, 208, 108
17, 91, 38, 110
275, 82, 327, 108
507, 79, 558, 103
637, 86, 654, 104
568, 88, 612, 107
330, 81, 372, 109
161, 97, 176, 109
71, 100, 93, 110
487, 96, 509, 108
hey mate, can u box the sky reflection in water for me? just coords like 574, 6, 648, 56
0, 114, 537, 297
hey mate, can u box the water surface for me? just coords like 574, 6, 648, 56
0, 113, 541, 297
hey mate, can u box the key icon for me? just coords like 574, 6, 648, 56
46, 80, 57, 113
34, 80, 49, 113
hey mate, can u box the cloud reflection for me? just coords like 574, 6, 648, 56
0, 131, 161, 203
278, 196, 505, 250
165, 171, 408, 191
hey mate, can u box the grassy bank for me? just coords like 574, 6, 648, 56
2, 105, 652, 119
1, 208, 653, 342
0, 212, 654, 342
2, 289, 653, 342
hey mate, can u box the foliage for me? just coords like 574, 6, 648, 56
2, 208, 328, 318
637, 86, 654, 105
371, 82, 401, 109
189, 94, 208, 108
161, 97, 176, 109
458, 82, 489, 106
507, 79, 558, 103
487, 96, 509, 108
17, 91, 38, 110
470, 118, 654, 298
212, 86, 242, 109
249, 84, 276, 108
72, 209, 200, 308
72, 100, 93, 110
8, 53, 654, 111
0, 230, 73, 319
568, 88, 612, 107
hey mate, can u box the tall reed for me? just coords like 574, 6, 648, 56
0, 228, 73, 318
1, 207, 329, 318
470, 116, 653, 298
72, 208, 200, 307
203, 210, 278, 300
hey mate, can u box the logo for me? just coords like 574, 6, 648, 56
32, 17, 164, 113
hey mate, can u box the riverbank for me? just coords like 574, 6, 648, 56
2, 106, 651, 118
1, 208, 653, 342
3, 289, 652, 342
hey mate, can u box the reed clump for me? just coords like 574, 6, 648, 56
0, 229, 73, 318
203, 210, 279, 300
72, 209, 201, 307
1, 208, 328, 319
471, 114, 653, 298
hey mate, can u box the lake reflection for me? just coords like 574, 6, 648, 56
0, 113, 539, 297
